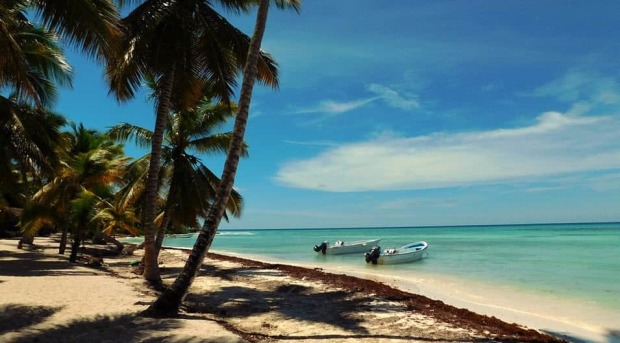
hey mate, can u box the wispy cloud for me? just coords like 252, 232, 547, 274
274, 111, 620, 192
284, 140, 339, 147
294, 98, 378, 115
276, 71, 620, 192
531, 70, 620, 105
367, 83, 420, 110
293, 83, 419, 117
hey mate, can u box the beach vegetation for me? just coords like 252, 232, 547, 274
0, 0, 70, 218
1, 0, 120, 238
107, 89, 247, 261
0, 0, 72, 107
106, 0, 280, 286
0, 103, 67, 239
19, 123, 131, 260
143, 0, 301, 316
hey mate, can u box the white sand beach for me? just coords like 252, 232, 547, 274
1, 236, 615, 343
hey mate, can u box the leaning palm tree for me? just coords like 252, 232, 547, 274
143, 0, 301, 316
107, 94, 246, 260
107, 0, 280, 284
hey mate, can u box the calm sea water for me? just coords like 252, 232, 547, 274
133, 222, 620, 312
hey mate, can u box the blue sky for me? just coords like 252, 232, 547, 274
56, 1, 620, 229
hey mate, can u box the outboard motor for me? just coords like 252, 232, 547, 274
313, 241, 327, 254
364, 246, 381, 265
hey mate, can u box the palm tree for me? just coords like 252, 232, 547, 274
20, 123, 130, 258
107, 94, 247, 260
29, 0, 120, 61
143, 0, 300, 317
1, 0, 119, 233
107, 0, 280, 284
0, 0, 73, 107
0, 96, 66, 201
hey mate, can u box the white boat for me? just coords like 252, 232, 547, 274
313, 239, 381, 255
364, 241, 428, 264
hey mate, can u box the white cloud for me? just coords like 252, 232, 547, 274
294, 98, 378, 115
274, 111, 620, 192
293, 83, 419, 117
367, 83, 420, 110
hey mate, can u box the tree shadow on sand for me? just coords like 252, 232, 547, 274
9, 312, 236, 343
184, 281, 392, 335
0, 304, 60, 334
183, 286, 503, 343
179, 260, 568, 343
0, 249, 101, 277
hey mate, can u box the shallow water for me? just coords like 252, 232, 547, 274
134, 222, 620, 313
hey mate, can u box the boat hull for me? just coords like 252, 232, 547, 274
374, 241, 428, 264
322, 239, 382, 255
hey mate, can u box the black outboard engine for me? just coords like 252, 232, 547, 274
313, 241, 327, 254
364, 246, 381, 264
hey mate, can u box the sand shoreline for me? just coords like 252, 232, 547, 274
210, 250, 619, 343
0, 237, 613, 342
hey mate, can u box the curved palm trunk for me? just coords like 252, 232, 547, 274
142, 0, 271, 317
142, 66, 176, 284
98, 232, 125, 254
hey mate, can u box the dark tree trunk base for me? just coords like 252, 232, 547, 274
141, 291, 182, 318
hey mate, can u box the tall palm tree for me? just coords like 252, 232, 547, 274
107, 95, 247, 260
107, 0, 280, 284
143, 0, 300, 316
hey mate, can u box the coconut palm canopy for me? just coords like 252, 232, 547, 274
107, 95, 246, 229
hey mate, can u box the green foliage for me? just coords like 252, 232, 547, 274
108, 94, 246, 232
20, 124, 133, 240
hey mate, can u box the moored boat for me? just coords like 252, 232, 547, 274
313, 239, 381, 255
364, 241, 428, 264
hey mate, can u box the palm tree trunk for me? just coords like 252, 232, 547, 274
69, 231, 82, 263
98, 232, 125, 254
142, 0, 271, 317
142, 66, 176, 285
59, 224, 68, 254
154, 209, 171, 258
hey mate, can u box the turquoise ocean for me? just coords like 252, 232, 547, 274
130, 222, 620, 313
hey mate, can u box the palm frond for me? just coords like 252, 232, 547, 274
32, 0, 121, 61
107, 122, 154, 148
